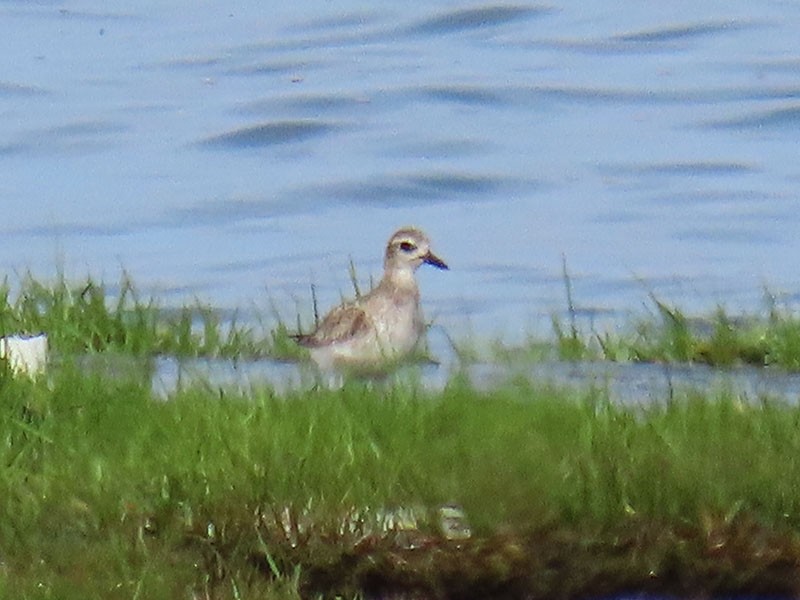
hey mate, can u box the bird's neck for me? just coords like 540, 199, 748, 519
381, 265, 418, 293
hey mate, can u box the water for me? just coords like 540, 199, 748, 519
150, 354, 800, 405
2, 1, 800, 344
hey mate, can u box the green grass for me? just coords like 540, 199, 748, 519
501, 291, 800, 371
0, 272, 303, 360
6, 272, 800, 597
492, 262, 800, 370
7, 270, 800, 372
5, 363, 800, 598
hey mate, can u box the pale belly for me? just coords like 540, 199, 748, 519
311, 299, 425, 370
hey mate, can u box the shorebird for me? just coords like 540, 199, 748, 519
293, 227, 448, 373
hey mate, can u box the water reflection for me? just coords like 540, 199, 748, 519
707, 106, 800, 130
148, 353, 800, 406
198, 120, 338, 148
401, 5, 549, 36
0, 81, 48, 97
614, 20, 749, 43
306, 172, 509, 205
0, 120, 127, 155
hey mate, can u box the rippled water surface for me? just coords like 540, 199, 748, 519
3, 1, 800, 342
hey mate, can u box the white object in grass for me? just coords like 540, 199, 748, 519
0, 334, 48, 378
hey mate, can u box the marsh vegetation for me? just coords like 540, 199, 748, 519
3, 273, 800, 599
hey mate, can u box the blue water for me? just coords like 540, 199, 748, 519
2, 1, 800, 344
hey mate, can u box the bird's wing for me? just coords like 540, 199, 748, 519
293, 304, 371, 348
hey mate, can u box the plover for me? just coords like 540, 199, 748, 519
293, 227, 448, 373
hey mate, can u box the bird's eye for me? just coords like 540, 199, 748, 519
399, 241, 416, 252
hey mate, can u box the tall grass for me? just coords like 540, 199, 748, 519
541, 270, 800, 370
7, 271, 800, 596
0, 272, 302, 360
6, 271, 800, 372
4, 363, 800, 597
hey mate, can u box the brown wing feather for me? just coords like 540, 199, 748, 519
293, 304, 370, 348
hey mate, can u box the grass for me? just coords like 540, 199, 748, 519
5, 270, 800, 372
0, 272, 303, 361
6, 272, 800, 597
497, 264, 800, 371
544, 293, 800, 370
4, 367, 800, 598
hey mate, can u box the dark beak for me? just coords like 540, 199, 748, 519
423, 251, 448, 270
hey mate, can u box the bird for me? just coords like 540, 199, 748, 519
292, 227, 448, 374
